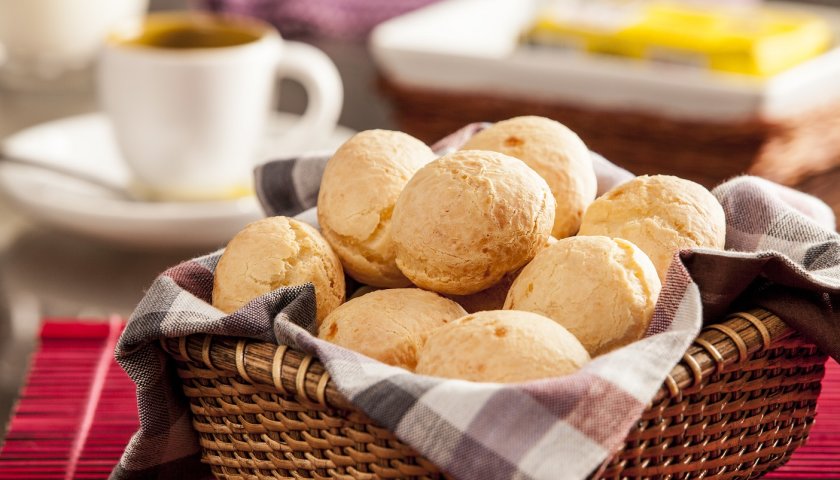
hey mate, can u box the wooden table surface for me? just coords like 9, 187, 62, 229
796, 167, 840, 222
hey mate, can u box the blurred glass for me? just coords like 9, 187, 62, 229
0, 0, 149, 91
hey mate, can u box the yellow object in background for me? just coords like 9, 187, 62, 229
525, 1, 833, 77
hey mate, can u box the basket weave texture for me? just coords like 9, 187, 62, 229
161, 308, 826, 480
378, 78, 840, 188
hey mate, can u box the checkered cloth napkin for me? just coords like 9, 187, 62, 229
112, 124, 840, 480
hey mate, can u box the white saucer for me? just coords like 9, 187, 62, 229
0, 112, 355, 249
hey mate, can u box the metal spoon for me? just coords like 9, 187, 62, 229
0, 152, 138, 201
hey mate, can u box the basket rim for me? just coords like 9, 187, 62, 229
160, 308, 797, 409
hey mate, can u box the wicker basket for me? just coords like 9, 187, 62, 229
377, 78, 840, 188
161, 308, 826, 479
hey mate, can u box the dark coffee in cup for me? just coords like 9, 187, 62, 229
112, 15, 264, 49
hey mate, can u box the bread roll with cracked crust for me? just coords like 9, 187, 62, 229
318, 130, 436, 288
578, 175, 726, 283
416, 310, 590, 383
318, 288, 466, 370
391, 150, 555, 295
504, 236, 661, 356
460, 116, 597, 238
212, 216, 345, 323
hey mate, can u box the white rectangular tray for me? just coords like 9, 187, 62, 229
370, 0, 840, 121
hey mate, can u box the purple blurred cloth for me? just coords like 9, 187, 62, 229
196, 0, 440, 39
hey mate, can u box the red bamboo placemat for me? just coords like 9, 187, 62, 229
767, 356, 840, 479
0, 319, 135, 480
0, 320, 838, 479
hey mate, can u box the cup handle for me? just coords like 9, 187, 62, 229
269, 41, 344, 154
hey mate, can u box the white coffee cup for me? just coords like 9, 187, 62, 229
98, 12, 343, 201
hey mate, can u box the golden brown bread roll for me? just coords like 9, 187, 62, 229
460, 116, 597, 238
415, 310, 590, 383
391, 150, 555, 295
504, 236, 661, 356
578, 175, 726, 283
212, 216, 345, 324
318, 130, 436, 288
318, 288, 466, 370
